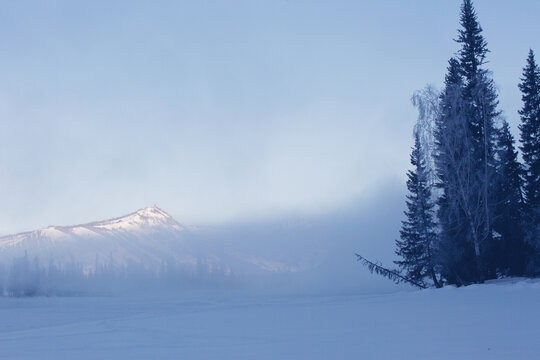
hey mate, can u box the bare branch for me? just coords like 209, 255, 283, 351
355, 253, 428, 289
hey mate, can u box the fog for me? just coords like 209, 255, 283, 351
0, 180, 408, 297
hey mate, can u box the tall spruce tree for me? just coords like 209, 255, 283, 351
395, 134, 441, 288
456, 0, 488, 83
518, 49, 540, 274
435, 57, 476, 286
431, 1, 503, 285
491, 121, 526, 276
453, 0, 499, 282
362, 0, 533, 286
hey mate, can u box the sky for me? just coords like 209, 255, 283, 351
0, 0, 539, 234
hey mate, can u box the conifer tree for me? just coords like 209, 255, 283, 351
518, 49, 540, 273
452, 0, 500, 282
491, 121, 526, 276
361, 0, 533, 286
395, 134, 441, 288
435, 57, 476, 285
456, 0, 488, 83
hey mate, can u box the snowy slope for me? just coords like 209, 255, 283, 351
0, 206, 301, 278
1, 279, 539, 359
0, 206, 195, 272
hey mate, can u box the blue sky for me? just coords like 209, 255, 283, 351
0, 0, 539, 234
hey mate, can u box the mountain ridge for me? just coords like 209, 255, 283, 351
0, 206, 183, 247
0, 206, 298, 277
0, 206, 195, 273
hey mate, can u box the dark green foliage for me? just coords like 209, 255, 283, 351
359, 0, 536, 287
491, 121, 527, 276
395, 134, 441, 288
518, 49, 540, 274
436, 0, 501, 284
434, 57, 477, 286
413, 0, 525, 286
456, 0, 489, 82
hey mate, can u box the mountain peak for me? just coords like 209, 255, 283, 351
134, 205, 171, 219
0, 206, 187, 274
93, 205, 182, 231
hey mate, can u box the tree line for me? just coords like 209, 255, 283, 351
359, 0, 540, 288
0, 253, 235, 297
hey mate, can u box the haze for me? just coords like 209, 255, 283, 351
0, 0, 539, 234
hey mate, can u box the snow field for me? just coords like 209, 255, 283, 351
1, 279, 538, 359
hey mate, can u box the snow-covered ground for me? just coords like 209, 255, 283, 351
1, 279, 538, 359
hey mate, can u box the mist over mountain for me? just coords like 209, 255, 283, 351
0, 183, 405, 296
0, 206, 189, 272
0, 206, 303, 281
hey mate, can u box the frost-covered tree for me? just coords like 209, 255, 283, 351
6, 252, 44, 297
518, 49, 540, 273
437, 0, 500, 284
411, 85, 441, 189
434, 57, 478, 285
432, 0, 524, 284
467, 67, 500, 281
360, 0, 532, 286
395, 134, 441, 288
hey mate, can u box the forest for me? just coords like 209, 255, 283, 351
359, 0, 540, 288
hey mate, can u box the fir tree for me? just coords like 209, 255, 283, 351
491, 120, 526, 276
456, 0, 488, 83
435, 57, 476, 286
518, 49, 540, 273
395, 134, 441, 288
453, 0, 500, 283
434, 0, 503, 284
359, 0, 533, 286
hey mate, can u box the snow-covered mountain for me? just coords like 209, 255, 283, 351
0, 206, 302, 279
0, 206, 203, 273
